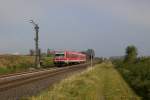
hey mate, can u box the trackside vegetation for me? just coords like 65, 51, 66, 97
113, 57, 150, 100
0, 55, 34, 74
30, 63, 140, 100
112, 45, 150, 100
0, 55, 54, 74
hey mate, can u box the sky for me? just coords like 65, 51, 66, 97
0, 0, 150, 57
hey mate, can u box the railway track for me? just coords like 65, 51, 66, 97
0, 62, 100, 100
0, 63, 88, 92
0, 67, 56, 78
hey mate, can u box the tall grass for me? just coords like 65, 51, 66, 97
30, 63, 140, 100
0, 55, 35, 74
0, 55, 54, 74
41, 57, 54, 68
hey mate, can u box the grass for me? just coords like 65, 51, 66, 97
0, 55, 54, 74
41, 57, 54, 68
0, 55, 34, 68
0, 55, 35, 74
30, 63, 140, 100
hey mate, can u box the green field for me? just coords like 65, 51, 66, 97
30, 63, 140, 100
0, 55, 54, 74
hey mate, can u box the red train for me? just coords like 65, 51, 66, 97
53, 51, 86, 66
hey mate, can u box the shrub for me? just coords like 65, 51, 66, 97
41, 57, 54, 68
113, 58, 150, 100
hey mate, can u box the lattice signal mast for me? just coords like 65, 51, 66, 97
30, 20, 40, 68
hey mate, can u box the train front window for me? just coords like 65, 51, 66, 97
55, 54, 64, 57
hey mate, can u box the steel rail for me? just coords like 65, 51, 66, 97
0, 67, 57, 78
0, 63, 88, 92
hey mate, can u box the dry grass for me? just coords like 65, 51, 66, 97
0, 55, 34, 74
30, 63, 141, 100
0, 55, 34, 68
0, 55, 54, 74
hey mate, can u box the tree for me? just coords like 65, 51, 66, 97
124, 45, 138, 63
86, 49, 95, 59
29, 49, 35, 56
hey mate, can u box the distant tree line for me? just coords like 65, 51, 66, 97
81, 49, 95, 59
124, 45, 138, 63
29, 49, 41, 56
112, 45, 150, 100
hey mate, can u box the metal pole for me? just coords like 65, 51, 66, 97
35, 25, 40, 68
30, 20, 40, 68
91, 52, 93, 67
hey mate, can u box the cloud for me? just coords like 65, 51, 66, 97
0, 0, 150, 55
0, 0, 44, 24
0, 0, 149, 27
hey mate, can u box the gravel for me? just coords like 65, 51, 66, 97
0, 66, 87, 100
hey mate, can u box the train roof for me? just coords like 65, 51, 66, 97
54, 50, 85, 56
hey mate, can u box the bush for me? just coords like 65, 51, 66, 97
113, 58, 150, 100
41, 57, 54, 68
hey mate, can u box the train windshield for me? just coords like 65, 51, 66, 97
55, 54, 64, 57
